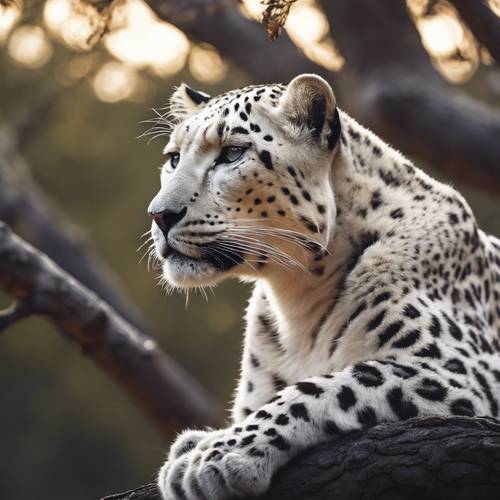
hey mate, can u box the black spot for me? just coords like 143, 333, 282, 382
403, 304, 421, 319
373, 291, 392, 306
290, 194, 299, 205
357, 406, 377, 427
416, 378, 447, 401
296, 381, 324, 397
267, 196, 276, 203
473, 368, 498, 416
372, 145, 382, 157
444, 358, 466, 374
269, 434, 291, 451
263, 135, 273, 141
387, 387, 419, 419
290, 403, 310, 421
272, 374, 287, 392
370, 190, 382, 210
287, 166, 297, 177
245, 102, 252, 114
281, 187, 290, 196
246, 424, 259, 431
277, 210, 286, 216
390, 208, 404, 219
392, 329, 420, 349
302, 190, 312, 202
378, 321, 404, 348
429, 315, 442, 338
275, 414, 289, 426
443, 313, 463, 341
317, 204, 326, 214
258, 150, 274, 170
450, 398, 475, 416
250, 354, 260, 367
390, 362, 418, 379
353, 363, 385, 387
254, 198, 262, 205
255, 410, 272, 420
239, 434, 256, 446
239, 112, 248, 121
367, 310, 386, 332
415, 343, 441, 359
337, 385, 357, 411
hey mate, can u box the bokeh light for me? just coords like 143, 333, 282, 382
93, 61, 138, 102
417, 12, 464, 57
409, 1, 480, 83
104, 0, 189, 77
0, 1, 21, 43
240, 0, 343, 72
44, 0, 104, 51
189, 43, 228, 84
8, 25, 53, 68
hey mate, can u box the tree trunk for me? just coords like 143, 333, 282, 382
101, 416, 500, 500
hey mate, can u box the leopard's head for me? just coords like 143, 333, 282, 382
148, 74, 341, 289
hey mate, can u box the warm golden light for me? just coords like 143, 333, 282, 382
8, 25, 53, 68
0, 1, 21, 43
44, 0, 71, 31
417, 13, 463, 57
286, 1, 329, 46
239, 0, 262, 20
240, 0, 343, 72
488, 0, 500, 17
189, 43, 228, 84
104, 0, 189, 77
93, 61, 138, 102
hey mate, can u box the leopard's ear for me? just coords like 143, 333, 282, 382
279, 74, 337, 142
170, 84, 211, 121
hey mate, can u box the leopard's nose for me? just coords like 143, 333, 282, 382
149, 206, 187, 239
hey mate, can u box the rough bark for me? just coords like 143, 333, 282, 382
0, 222, 221, 432
0, 125, 152, 333
100, 415, 500, 500
319, 0, 500, 195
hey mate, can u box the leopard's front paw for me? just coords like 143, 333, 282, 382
158, 426, 279, 499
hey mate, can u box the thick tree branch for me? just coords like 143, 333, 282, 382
0, 222, 221, 432
143, 0, 327, 83
101, 416, 500, 500
0, 124, 153, 333
448, 0, 500, 65
320, 0, 500, 195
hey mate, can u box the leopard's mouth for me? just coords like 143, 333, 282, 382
160, 240, 244, 287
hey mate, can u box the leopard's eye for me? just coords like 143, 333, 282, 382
217, 146, 247, 165
170, 153, 180, 169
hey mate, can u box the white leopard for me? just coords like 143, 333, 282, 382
147, 74, 500, 499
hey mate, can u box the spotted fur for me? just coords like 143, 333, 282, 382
147, 74, 500, 499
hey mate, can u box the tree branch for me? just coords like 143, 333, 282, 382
101, 416, 500, 500
0, 222, 221, 432
319, 0, 500, 195
143, 0, 327, 83
448, 0, 500, 65
0, 124, 153, 333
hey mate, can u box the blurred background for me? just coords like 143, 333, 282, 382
0, 0, 499, 498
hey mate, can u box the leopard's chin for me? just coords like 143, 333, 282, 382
162, 247, 241, 288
